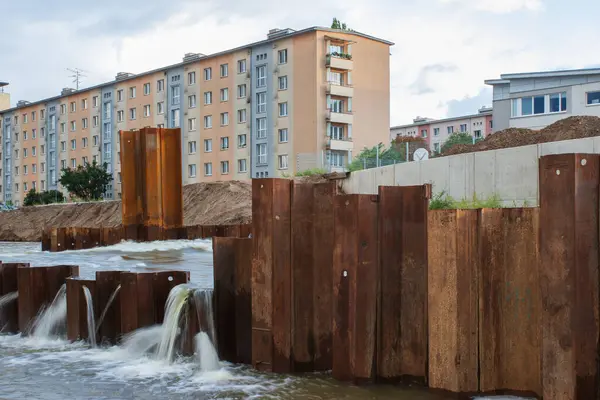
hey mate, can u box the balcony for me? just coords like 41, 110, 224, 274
327, 83, 353, 98
326, 53, 353, 70
327, 110, 354, 125
327, 138, 354, 151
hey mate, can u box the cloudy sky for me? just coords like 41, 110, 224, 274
1, 0, 598, 126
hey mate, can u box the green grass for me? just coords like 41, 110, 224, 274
429, 191, 503, 210
295, 168, 327, 177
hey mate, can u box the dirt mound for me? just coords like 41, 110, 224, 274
0, 181, 252, 242
442, 116, 600, 156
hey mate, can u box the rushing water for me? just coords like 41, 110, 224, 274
0, 240, 531, 400
31, 284, 67, 339
82, 286, 97, 348
0, 291, 18, 308
96, 284, 121, 336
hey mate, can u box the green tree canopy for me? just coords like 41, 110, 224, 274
24, 189, 65, 206
331, 18, 351, 31
347, 142, 404, 172
440, 132, 478, 154
58, 161, 112, 201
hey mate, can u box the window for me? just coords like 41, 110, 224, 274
117, 90, 124, 102
238, 159, 247, 173
279, 128, 289, 143
171, 108, 180, 126
188, 71, 196, 85
41, 163, 45, 172
204, 115, 212, 129
256, 117, 267, 139
474, 130, 482, 139
220, 64, 228, 78
220, 88, 229, 102
279, 102, 288, 117
82, 156, 88, 165
70, 102, 76, 112
238, 134, 247, 148
14, 115, 19, 124
93, 135, 99, 146
15, 132, 19, 141
32, 129, 37, 139
93, 116, 99, 127
23, 183, 27, 192
330, 151, 344, 167
278, 154, 288, 170
50, 115, 57, 130
278, 76, 288, 90
93, 96, 99, 108
23, 131, 28, 140
70, 121, 76, 131
157, 79, 165, 92
256, 66, 266, 87
238, 109, 247, 123
188, 95, 197, 108
221, 136, 229, 150
587, 91, 600, 105
104, 121, 111, 138
41, 145, 45, 154
82, 137, 88, 148
237, 84, 247, 99
41, 127, 45, 138
15, 166, 19, 174
512, 92, 567, 117
32, 111, 36, 121
143, 83, 151, 95
221, 112, 229, 126
104, 102, 111, 119
171, 86, 180, 105
204, 162, 213, 176
32, 165, 37, 175
61, 141, 66, 152
41, 109, 46, 119
23, 148, 28, 158
278, 49, 288, 64
156, 101, 164, 115
32, 146, 37, 156
82, 118, 88, 129
60, 104, 66, 114
82, 98, 88, 110
129, 87, 136, 98
188, 118, 197, 131
15, 183, 19, 193
71, 158, 76, 168
204, 139, 212, 152
460, 124, 467, 133
188, 164, 197, 178
238, 59, 247, 73
204, 91, 213, 105
188, 141, 197, 154
204, 67, 212, 81
331, 125, 344, 140
129, 107, 137, 120
143, 105, 151, 117
257, 92, 266, 113
257, 143, 267, 164
71, 139, 76, 150
221, 161, 229, 174
41, 180, 45, 190
117, 110, 124, 122
447, 126, 454, 134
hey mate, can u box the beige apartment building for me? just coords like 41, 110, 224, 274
0, 26, 392, 206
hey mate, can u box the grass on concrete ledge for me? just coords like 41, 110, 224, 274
429, 191, 504, 210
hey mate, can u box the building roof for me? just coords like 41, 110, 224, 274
0, 27, 394, 115
390, 109, 492, 130
485, 67, 600, 85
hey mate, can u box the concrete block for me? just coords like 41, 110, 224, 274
394, 162, 420, 187
539, 137, 595, 156
420, 157, 450, 196
473, 150, 497, 201
494, 145, 539, 203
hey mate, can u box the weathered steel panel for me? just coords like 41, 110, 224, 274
1, 263, 28, 333
120, 272, 139, 335
428, 210, 479, 392
66, 278, 82, 341
160, 128, 183, 231
235, 238, 253, 365
141, 128, 163, 240
17, 266, 46, 334
214, 237, 237, 362
479, 208, 541, 396
539, 154, 600, 400
154, 270, 189, 324
120, 130, 141, 240
95, 271, 122, 345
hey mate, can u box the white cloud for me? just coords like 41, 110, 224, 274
439, 0, 543, 13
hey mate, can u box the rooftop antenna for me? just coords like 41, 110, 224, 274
67, 68, 88, 90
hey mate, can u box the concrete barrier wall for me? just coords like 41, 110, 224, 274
340, 137, 600, 206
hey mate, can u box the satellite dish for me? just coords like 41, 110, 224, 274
413, 148, 429, 161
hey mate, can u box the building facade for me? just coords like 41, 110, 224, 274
485, 68, 600, 132
390, 106, 493, 154
0, 27, 392, 206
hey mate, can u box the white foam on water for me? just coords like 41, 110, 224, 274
195, 331, 220, 372
77, 239, 212, 254
31, 284, 67, 340
0, 292, 18, 308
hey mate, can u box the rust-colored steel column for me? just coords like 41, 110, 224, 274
51, 227, 66, 252
312, 182, 335, 371
332, 194, 378, 383
89, 228, 102, 248
539, 153, 600, 400
0, 263, 29, 333
17, 266, 47, 334
120, 272, 156, 334
64, 227, 76, 250
95, 271, 123, 345
377, 185, 429, 384
141, 128, 163, 241
41, 228, 52, 251
214, 237, 238, 363
251, 178, 292, 373
45, 265, 79, 304
159, 128, 183, 233
120, 129, 142, 241
427, 209, 479, 393
66, 278, 96, 342
479, 208, 541, 397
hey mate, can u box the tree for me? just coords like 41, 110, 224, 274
391, 136, 428, 161
59, 161, 113, 201
440, 132, 480, 154
331, 18, 351, 31
24, 189, 65, 206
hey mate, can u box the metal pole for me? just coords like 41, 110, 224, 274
376, 145, 380, 168
406, 142, 409, 162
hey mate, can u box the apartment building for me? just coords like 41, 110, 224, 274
485, 67, 600, 132
0, 26, 392, 206
390, 106, 493, 154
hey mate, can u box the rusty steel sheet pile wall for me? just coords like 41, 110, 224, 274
0, 262, 30, 333
539, 153, 600, 400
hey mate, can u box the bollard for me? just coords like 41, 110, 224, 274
0, 263, 29, 333
95, 271, 123, 345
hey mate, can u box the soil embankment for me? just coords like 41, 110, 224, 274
0, 181, 252, 242
442, 116, 600, 156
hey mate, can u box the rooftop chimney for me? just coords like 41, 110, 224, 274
61, 88, 76, 95
267, 28, 295, 39
183, 52, 205, 62
115, 72, 134, 81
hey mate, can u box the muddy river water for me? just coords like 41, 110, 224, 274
0, 241, 528, 400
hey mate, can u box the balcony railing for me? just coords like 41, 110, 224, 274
326, 53, 353, 70
327, 110, 354, 125
327, 137, 354, 151
327, 83, 354, 98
